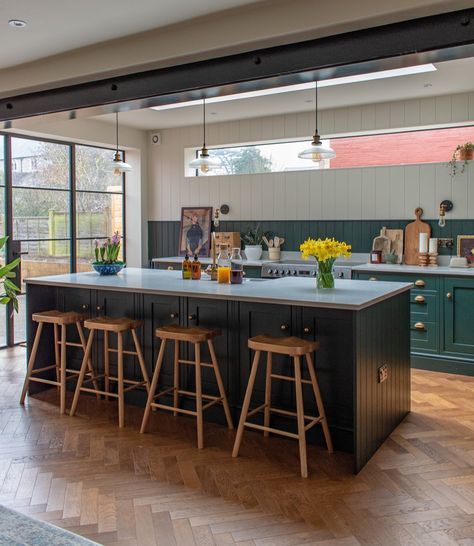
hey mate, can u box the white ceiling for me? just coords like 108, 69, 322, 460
0, 0, 264, 69
92, 57, 474, 131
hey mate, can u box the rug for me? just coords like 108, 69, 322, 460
0, 504, 100, 546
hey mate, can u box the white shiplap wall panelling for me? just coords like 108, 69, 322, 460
148, 92, 474, 222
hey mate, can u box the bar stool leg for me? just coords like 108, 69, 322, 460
117, 332, 125, 428
76, 321, 100, 397
20, 322, 44, 405
294, 355, 308, 478
173, 340, 179, 416
59, 324, 67, 415
232, 350, 261, 458
131, 328, 150, 395
264, 352, 272, 437
305, 353, 333, 453
53, 323, 60, 388
70, 329, 95, 417
195, 342, 204, 449
207, 339, 233, 429
140, 339, 167, 433
104, 331, 110, 400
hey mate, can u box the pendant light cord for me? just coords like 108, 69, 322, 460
115, 112, 119, 153
202, 98, 206, 148
314, 81, 318, 133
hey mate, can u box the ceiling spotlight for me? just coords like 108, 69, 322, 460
8, 19, 27, 28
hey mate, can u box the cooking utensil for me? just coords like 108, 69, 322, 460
262, 236, 271, 248
274, 236, 280, 248
404, 208, 431, 265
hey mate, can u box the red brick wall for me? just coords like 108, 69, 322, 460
329, 126, 474, 168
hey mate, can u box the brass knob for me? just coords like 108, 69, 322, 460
170, 313, 178, 319
414, 295, 425, 303
82, 304, 89, 310
96, 306, 102, 311
446, 292, 453, 299
415, 279, 425, 287
167, 266, 174, 271
303, 327, 311, 334
414, 322, 425, 330
188, 314, 196, 321
280, 324, 289, 331
369, 277, 378, 281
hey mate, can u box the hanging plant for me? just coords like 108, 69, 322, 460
448, 142, 474, 177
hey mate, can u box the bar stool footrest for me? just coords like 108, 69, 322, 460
243, 421, 299, 439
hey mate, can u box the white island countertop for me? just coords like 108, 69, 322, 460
26, 268, 412, 311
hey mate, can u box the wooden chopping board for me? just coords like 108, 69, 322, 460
372, 227, 391, 258
386, 228, 404, 264
404, 208, 431, 265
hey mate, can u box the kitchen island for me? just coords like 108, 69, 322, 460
25, 268, 412, 472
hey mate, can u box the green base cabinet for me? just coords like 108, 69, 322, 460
354, 271, 474, 375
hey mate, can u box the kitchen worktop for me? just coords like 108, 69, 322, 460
353, 263, 474, 276
25, 268, 412, 311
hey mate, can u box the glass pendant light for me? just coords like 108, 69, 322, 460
298, 81, 336, 163
189, 98, 220, 174
110, 112, 132, 176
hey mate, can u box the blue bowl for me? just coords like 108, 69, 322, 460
92, 262, 125, 275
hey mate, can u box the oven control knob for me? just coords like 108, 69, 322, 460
285, 270, 291, 275
337, 271, 344, 278
292, 270, 297, 275
311, 271, 316, 276
267, 269, 273, 275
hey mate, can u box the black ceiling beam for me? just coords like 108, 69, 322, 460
0, 7, 473, 122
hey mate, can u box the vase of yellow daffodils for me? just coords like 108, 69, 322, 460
300, 237, 352, 289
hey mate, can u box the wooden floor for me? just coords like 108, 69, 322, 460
2, 348, 474, 545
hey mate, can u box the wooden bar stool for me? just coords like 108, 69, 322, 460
232, 335, 333, 478
70, 316, 150, 427
20, 310, 99, 414
140, 324, 233, 449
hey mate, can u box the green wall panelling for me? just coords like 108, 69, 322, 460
149, 219, 474, 261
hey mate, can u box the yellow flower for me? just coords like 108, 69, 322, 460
300, 237, 352, 263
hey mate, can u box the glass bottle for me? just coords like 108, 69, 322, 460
217, 244, 231, 284
191, 254, 201, 280
182, 254, 191, 279
230, 247, 244, 284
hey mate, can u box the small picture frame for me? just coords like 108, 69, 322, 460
179, 207, 213, 257
457, 235, 474, 265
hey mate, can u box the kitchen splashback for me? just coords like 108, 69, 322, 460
148, 219, 474, 260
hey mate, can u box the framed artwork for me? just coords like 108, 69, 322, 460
179, 207, 213, 257
457, 235, 474, 265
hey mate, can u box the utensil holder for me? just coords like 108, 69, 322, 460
268, 248, 281, 261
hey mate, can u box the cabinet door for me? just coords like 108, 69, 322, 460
239, 302, 294, 409
143, 294, 181, 392
443, 278, 474, 356
186, 298, 232, 402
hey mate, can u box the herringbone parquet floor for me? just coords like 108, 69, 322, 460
2, 347, 474, 545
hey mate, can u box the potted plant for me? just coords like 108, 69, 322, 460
449, 142, 474, 177
241, 224, 268, 261
92, 231, 126, 275
0, 236, 20, 311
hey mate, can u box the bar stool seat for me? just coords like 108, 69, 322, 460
232, 334, 333, 478
140, 324, 233, 448
20, 310, 99, 414
70, 316, 150, 427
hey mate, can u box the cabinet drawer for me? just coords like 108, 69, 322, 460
410, 320, 438, 352
356, 272, 438, 290
410, 291, 437, 321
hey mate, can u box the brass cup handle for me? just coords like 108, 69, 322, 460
446, 292, 453, 300
188, 314, 196, 321
414, 322, 425, 330
170, 313, 179, 319
414, 295, 425, 303
280, 324, 289, 331
167, 266, 174, 271
303, 326, 311, 334
415, 279, 425, 287
369, 277, 378, 281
